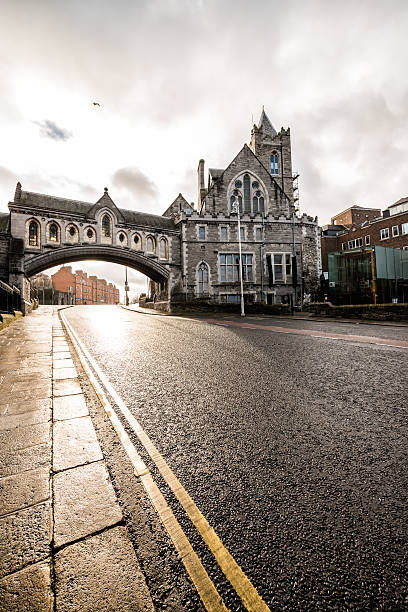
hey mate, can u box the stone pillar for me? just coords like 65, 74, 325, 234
8, 238, 27, 313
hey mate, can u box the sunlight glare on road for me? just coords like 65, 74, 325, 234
81, 305, 129, 351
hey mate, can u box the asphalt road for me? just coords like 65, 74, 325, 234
64, 306, 408, 610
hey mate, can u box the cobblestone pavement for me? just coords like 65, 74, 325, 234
0, 307, 154, 611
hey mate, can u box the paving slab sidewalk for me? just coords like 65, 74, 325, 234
0, 306, 154, 611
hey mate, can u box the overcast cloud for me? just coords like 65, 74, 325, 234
112, 167, 158, 202
34, 119, 73, 141
1, 0, 407, 292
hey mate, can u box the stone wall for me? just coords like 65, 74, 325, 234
0, 233, 10, 282
308, 301, 408, 321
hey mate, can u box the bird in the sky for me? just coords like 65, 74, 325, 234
92, 102, 101, 107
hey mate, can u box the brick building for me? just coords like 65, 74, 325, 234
331, 205, 381, 228
321, 197, 408, 273
51, 266, 119, 305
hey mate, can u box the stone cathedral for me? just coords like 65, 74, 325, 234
0, 109, 321, 312
159, 109, 320, 307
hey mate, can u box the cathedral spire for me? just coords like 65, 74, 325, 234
258, 107, 277, 138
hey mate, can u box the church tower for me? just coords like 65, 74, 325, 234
249, 108, 294, 209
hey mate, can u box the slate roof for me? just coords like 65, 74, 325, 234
258, 108, 277, 138
14, 190, 176, 231
208, 168, 224, 180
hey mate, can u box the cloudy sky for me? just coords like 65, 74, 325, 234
1, 0, 407, 296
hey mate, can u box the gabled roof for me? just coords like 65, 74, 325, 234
258, 108, 277, 138
12, 187, 176, 231
87, 188, 125, 223
205, 143, 288, 202
162, 193, 193, 219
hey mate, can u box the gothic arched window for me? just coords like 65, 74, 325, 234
101, 214, 111, 237
270, 152, 279, 175
159, 238, 168, 259
229, 174, 265, 214
253, 191, 265, 214
146, 236, 155, 253
49, 223, 58, 242
133, 233, 142, 249
66, 224, 79, 243
197, 262, 209, 295
28, 220, 39, 247
243, 174, 251, 212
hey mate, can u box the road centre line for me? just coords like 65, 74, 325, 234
195, 318, 408, 349
60, 310, 270, 612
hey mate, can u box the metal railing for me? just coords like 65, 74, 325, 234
0, 280, 20, 313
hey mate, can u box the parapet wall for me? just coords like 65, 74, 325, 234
308, 302, 408, 322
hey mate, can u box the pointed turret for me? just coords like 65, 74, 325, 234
258, 107, 277, 138
249, 106, 294, 209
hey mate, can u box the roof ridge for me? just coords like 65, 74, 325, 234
20, 190, 93, 206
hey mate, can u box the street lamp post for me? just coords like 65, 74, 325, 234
231, 201, 245, 317
124, 267, 129, 306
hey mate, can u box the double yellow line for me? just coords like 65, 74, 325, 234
60, 310, 270, 612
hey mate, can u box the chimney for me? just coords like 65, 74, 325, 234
197, 159, 207, 212
14, 182, 22, 202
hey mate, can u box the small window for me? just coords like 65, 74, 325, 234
392, 225, 399, 237
146, 236, 155, 253
119, 233, 125, 243
240, 227, 245, 241
220, 227, 228, 241
365, 235, 370, 245
197, 262, 209, 295
356, 237, 363, 247
341, 242, 345, 250
285, 254, 291, 276
102, 214, 111, 237
28, 221, 39, 247
380, 228, 389, 240
256, 228, 262, 241
87, 228, 94, 239
270, 152, 279, 175
69, 226, 76, 237
159, 238, 168, 259
49, 223, 58, 242
402, 223, 408, 235
226, 294, 240, 303
274, 254, 283, 281
198, 226, 206, 240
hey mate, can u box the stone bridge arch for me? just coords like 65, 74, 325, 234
24, 245, 170, 284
